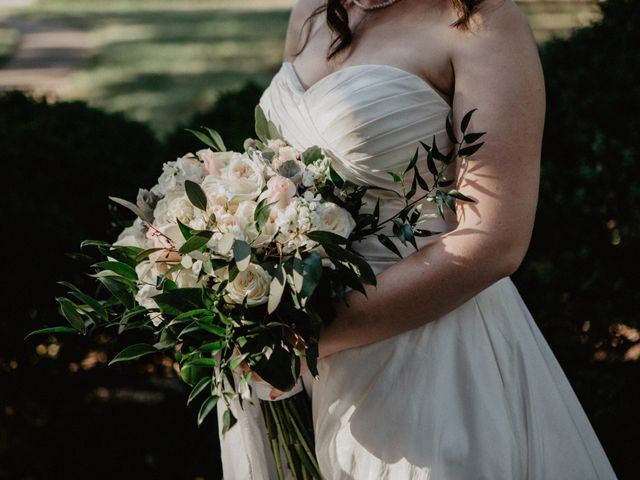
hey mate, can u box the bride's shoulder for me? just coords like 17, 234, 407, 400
444, 0, 539, 62
448, 0, 535, 42
282, 0, 325, 61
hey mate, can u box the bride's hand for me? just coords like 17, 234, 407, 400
237, 352, 309, 400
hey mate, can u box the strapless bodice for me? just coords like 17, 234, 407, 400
258, 62, 459, 270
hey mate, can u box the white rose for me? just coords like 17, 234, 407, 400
150, 154, 206, 197
311, 202, 356, 239
153, 188, 195, 226
201, 153, 264, 203
225, 264, 272, 306
113, 218, 150, 249
135, 284, 164, 326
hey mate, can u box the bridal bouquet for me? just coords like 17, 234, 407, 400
27, 105, 483, 479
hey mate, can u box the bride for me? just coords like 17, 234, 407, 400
217, 0, 618, 478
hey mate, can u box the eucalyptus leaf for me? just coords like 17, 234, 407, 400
255, 105, 270, 143
232, 239, 252, 272
204, 127, 227, 152
186, 128, 218, 150
108, 196, 150, 221
184, 180, 208, 211
268, 264, 286, 314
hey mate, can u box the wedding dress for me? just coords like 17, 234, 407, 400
216, 61, 618, 479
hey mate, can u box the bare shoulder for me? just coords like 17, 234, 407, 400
451, 0, 538, 54
282, 0, 325, 62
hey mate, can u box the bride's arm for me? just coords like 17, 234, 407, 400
318, 1, 546, 359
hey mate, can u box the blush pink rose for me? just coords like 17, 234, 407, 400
266, 175, 297, 210
198, 149, 231, 176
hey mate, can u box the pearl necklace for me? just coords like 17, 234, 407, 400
350, 0, 405, 11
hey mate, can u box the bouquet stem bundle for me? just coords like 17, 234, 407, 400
261, 392, 321, 479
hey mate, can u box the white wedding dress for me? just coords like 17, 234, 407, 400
216, 62, 618, 480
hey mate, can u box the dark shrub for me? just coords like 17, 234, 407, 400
515, 0, 639, 360
511, 1, 639, 476
163, 80, 264, 157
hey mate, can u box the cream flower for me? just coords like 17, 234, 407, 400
311, 202, 356, 239
225, 264, 272, 306
201, 153, 265, 203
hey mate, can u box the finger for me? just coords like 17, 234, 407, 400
270, 388, 284, 400
251, 370, 264, 382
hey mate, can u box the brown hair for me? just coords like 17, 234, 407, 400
294, 0, 485, 60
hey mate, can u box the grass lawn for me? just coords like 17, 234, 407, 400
13, 1, 294, 134
6, 0, 600, 135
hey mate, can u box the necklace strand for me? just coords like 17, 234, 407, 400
350, 0, 405, 11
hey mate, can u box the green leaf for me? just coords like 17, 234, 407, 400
188, 377, 212, 405
445, 113, 458, 144
184, 180, 208, 211
301, 252, 323, 299
458, 142, 485, 157
57, 297, 86, 333
254, 199, 273, 234
80, 239, 111, 249
68, 290, 108, 322
24, 326, 78, 340
135, 247, 164, 263
426, 148, 438, 176
444, 192, 457, 213
448, 189, 475, 202
435, 190, 445, 220
404, 147, 419, 173
108, 344, 157, 365
268, 264, 286, 314
387, 171, 403, 183
377, 234, 402, 258
461, 108, 477, 134
179, 230, 213, 254
198, 395, 219, 426
94, 261, 137, 281
232, 239, 252, 272
98, 276, 134, 308
323, 244, 376, 286
108, 196, 149, 221
185, 128, 218, 150
177, 219, 194, 241
463, 131, 486, 144
222, 407, 237, 433
301, 145, 323, 165
255, 104, 270, 143
203, 127, 227, 152
292, 251, 304, 294
329, 166, 344, 189
306, 230, 349, 245
184, 358, 217, 368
